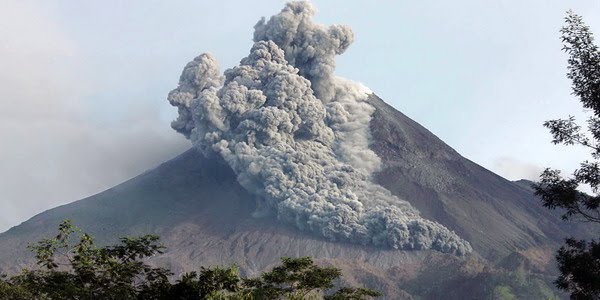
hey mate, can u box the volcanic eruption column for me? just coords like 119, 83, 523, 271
168, 1, 472, 255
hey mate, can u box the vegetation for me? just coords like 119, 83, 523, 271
0, 220, 381, 299
533, 10, 600, 299
402, 257, 557, 300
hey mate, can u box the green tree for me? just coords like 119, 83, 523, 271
324, 287, 384, 300
0, 219, 172, 299
154, 257, 382, 299
0, 220, 381, 299
533, 10, 600, 299
243, 257, 343, 299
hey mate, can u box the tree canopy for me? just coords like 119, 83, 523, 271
0, 220, 381, 300
534, 10, 600, 299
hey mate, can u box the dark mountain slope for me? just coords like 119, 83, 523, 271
368, 94, 577, 258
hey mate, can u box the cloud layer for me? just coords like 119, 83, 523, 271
169, 1, 471, 255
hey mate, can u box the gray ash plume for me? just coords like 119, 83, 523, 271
168, 1, 472, 255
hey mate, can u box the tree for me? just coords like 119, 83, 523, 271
242, 257, 344, 299
533, 10, 600, 299
1, 219, 172, 299
0, 220, 381, 299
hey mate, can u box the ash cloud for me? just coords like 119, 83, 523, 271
168, 1, 472, 255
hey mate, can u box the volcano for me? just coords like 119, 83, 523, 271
0, 2, 596, 298
0, 95, 591, 298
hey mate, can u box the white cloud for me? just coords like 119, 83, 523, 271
493, 156, 544, 181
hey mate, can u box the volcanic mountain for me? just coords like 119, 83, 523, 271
0, 2, 595, 298
0, 94, 591, 298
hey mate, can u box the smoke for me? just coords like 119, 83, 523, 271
168, 1, 472, 255
254, 1, 351, 103
168, 53, 224, 138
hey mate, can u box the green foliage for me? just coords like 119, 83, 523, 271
533, 10, 600, 299
244, 257, 342, 299
0, 274, 39, 300
0, 219, 172, 299
175, 257, 381, 300
0, 220, 381, 299
561, 11, 600, 118
555, 239, 600, 299
492, 285, 517, 300
408, 266, 557, 300
323, 287, 383, 300
166, 266, 243, 299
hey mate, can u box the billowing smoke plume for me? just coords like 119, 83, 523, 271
168, 1, 472, 255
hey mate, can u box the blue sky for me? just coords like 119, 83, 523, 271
1, 0, 599, 232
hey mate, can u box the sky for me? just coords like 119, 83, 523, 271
1, 0, 599, 232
